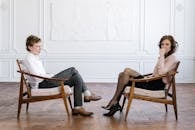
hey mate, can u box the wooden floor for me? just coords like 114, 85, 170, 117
0, 83, 195, 130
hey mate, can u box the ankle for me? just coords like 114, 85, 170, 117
84, 90, 91, 96
74, 106, 82, 109
109, 101, 118, 107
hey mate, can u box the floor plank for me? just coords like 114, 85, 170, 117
0, 83, 195, 130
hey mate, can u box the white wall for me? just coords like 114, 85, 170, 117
0, 0, 195, 83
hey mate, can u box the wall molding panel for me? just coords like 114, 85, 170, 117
12, 0, 41, 54
43, 0, 140, 55
0, 0, 10, 53
0, 60, 10, 80
0, 0, 195, 83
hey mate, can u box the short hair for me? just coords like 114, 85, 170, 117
26, 35, 41, 51
158, 35, 178, 57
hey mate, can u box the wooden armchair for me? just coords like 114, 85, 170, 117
121, 61, 180, 121
16, 59, 73, 118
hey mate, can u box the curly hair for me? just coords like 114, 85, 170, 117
158, 35, 178, 57
26, 35, 41, 51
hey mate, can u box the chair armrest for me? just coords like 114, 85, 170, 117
143, 73, 153, 77
129, 71, 177, 83
17, 70, 69, 81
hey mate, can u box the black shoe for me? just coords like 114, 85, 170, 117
103, 103, 121, 117
101, 102, 115, 110
101, 105, 111, 110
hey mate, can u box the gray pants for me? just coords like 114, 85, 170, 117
39, 67, 88, 107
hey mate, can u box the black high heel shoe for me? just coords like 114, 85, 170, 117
101, 102, 116, 110
103, 103, 121, 117
101, 105, 111, 110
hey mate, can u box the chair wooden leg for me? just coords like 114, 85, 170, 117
26, 92, 30, 112
68, 97, 73, 110
172, 80, 178, 120
173, 103, 178, 120
125, 97, 133, 121
17, 101, 22, 118
26, 103, 29, 112
164, 89, 168, 112
125, 82, 135, 121
63, 97, 70, 116
121, 96, 126, 112
17, 79, 23, 118
165, 104, 168, 112
172, 92, 178, 120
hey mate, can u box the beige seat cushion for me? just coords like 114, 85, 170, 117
31, 85, 72, 96
124, 86, 165, 98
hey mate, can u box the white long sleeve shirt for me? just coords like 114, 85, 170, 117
24, 52, 54, 88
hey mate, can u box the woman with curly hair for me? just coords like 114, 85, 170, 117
102, 35, 179, 116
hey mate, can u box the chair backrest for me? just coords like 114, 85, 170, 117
16, 59, 32, 96
16, 59, 28, 74
174, 61, 180, 71
170, 61, 180, 77
16, 59, 31, 80
166, 61, 180, 94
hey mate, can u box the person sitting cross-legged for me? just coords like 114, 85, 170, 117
24, 35, 102, 116
102, 35, 179, 116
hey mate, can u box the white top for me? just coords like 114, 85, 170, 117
23, 52, 54, 88
153, 54, 178, 84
